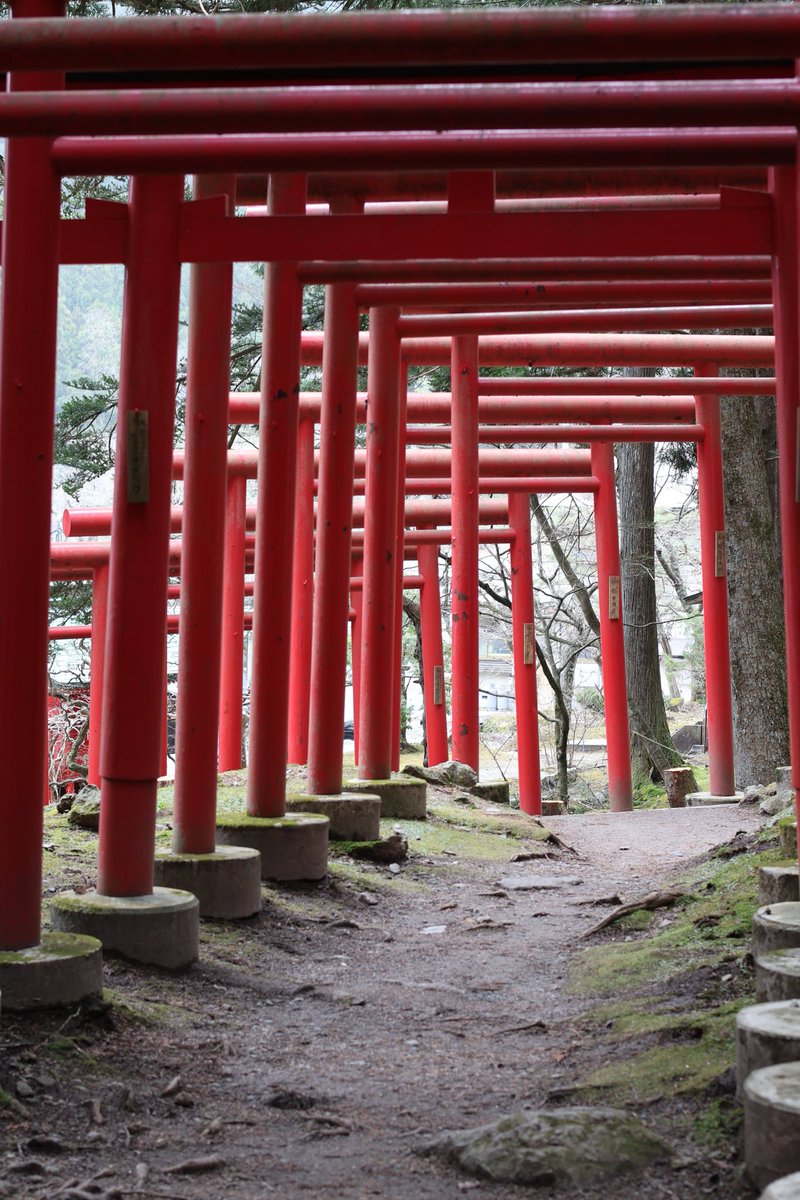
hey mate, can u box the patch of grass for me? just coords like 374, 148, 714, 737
576, 1003, 744, 1105
570, 844, 782, 1001
693, 1097, 743, 1148
633, 782, 668, 810
567, 839, 778, 1113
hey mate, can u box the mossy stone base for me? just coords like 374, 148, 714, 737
756, 948, 800, 1004
344, 777, 427, 820
284, 793, 380, 841
753, 903, 800, 960
471, 781, 510, 805
744, 1062, 800, 1190
686, 791, 744, 807
215, 811, 329, 881
0, 932, 103, 1012
51, 888, 199, 971
760, 864, 800, 907
736, 1001, 800, 1097
779, 817, 798, 859
153, 846, 262, 920
542, 799, 565, 816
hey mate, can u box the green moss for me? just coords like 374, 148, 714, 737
693, 1098, 743, 1148
327, 860, 395, 891
0, 1089, 16, 1109
633, 782, 668, 810
570, 845, 782, 1001
0, 932, 99, 964
216, 811, 326, 829
577, 1004, 743, 1104
330, 838, 385, 858
46, 1033, 96, 1062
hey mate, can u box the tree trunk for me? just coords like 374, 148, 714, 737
664, 766, 698, 808
617, 398, 682, 787
720, 394, 789, 784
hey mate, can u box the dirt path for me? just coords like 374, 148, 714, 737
0, 799, 763, 1200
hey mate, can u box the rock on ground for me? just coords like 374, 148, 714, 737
403, 761, 478, 789
66, 788, 101, 831
421, 1107, 671, 1188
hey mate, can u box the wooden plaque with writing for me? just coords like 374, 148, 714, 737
126, 410, 149, 504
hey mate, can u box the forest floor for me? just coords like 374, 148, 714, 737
0, 780, 779, 1200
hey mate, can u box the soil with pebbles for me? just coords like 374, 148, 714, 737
0, 797, 763, 1200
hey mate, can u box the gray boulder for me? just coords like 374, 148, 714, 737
66, 788, 101, 832
403, 761, 478, 789
421, 1107, 670, 1188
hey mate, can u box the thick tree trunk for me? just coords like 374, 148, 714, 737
617, 410, 682, 787
720, 394, 789, 784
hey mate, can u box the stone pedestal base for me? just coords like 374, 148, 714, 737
153, 846, 262, 919
745, 1062, 800, 1190
756, 949, 800, 1004
760, 864, 800, 907
686, 791, 744, 806
541, 799, 565, 816
344, 777, 427, 819
0, 932, 103, 1011
736, 1001, 800, 1096
51, 888, 199, 970
215, 812, 329, 881
471, 782, 510, 805
778, 818, 798, 860
284, 792, 380, 841
753, 903, 800, 959
761, 1171, 800, 1198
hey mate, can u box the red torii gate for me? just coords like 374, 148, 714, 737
0, 2, 798, 1018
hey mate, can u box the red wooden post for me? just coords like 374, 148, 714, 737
770, 165, 800, 846
391, 377, 409, 773
287, 415, 315, 764
247, 173, 307, 817
359, 305, 402, 781
694, 361, 736, 797
416, 538, 449, 765
307, 274, 361, 796
351, 554, 363, 766
509, 493, 542, 814
218, 474, 247, 772
87, 563, 109, 788
0, 0, 64, 950
450, 333, 481, 771
173, 175, 235, 851
97, 174, 184, 898
591, 442, 634, 812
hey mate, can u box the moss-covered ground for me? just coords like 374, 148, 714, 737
566, 827, 784, 1145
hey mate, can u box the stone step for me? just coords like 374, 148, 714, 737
737, 1001, 800, 1096
745, 1062, 800, 1190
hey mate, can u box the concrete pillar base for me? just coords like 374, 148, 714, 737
736, 1001, 800, 1096
776, 766, 794, 787
284, 793, 381, 841
344, 776, 427, 819
756, 949, 800, 1004
0, 932, 103, 1012
50, 888, 199, 970
761, 1171, 800, 1198
753, 903, 800, 959
686, 791, 744, 806
542, 799, 565, 816
215, 812, 329, 881
745, 1062, 800, 1190
153, 846, 262, 920
471, 781, 510, 805
760, 864, 800, 907
778, 817, 798, 859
